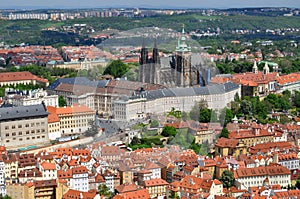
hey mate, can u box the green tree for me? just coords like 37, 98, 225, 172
199, 108, 211, 123
130, 136, 141, 145
220, 170, 235, 189
150, 120, 159, 128
98, 184, 112, 198
296, 175, 300, 189
58, 96, 67, 107
294, 92, 300, 108
161, 126, 177, 137
103, 60, 129, 78
219, 127, 230, 138
189, 100, 208, 121
219, 108, 234, 127
0, 195, 12, 199
240, 99, 252, 115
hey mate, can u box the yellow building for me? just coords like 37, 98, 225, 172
215, 137, 247, 157
3, 155, 18, 183
6, 179, 57, 199
228, 127, 274, 147
143, 178, 168, 199
47, 104, 95, 136
190, 128, 215, 145
118, 166, 134, 184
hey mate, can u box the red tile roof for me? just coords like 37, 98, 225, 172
215, 137, 239, 148
0, 71, 48, 83
143, 178, 168, 187
41, 161, 56, 170
112, 188, 150, 199
63, 189, 97, 199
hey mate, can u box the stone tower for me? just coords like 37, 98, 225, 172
175, 26, 192, 87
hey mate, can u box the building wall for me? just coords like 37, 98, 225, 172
59, 112, 94, 136
236, 174, 290, 190
0, 161, 6, 197
0, 116, 49, 149
48, 121, 61, 140
70, 173, 89, 192
6, 184, 28, 199
113, 86, 240, 121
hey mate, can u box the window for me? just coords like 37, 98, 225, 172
5, 133, 9, 137
18, 125, 22, 128
5, 126, 9, 130
31, 130, 35, 134
26, 137, 30, 140
31, 123, 34, 127
19, 138, 23, 141
12, 125, 15, 129
25, 124, 29, 127
32, 137, 35, 139
26, 131, 30, 135
18, 132, 22, 135
12, 132, 16, 136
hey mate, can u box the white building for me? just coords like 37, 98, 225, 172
113, 82, 241, 121
70, 166, 89, 192
0, 161, 6, 197
235, 164, 291, 190
6, 88, 59, 107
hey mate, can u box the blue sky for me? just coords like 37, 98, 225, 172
1, 0, 299, 9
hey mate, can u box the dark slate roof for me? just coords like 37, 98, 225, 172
0, 104, 48, 121
47, 77, 109, 90
132, 82, 239, 100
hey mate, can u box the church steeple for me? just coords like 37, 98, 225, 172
176, 24, 191, 53
263, 61, 270, 74
252, 61, 258, 74
152, 37, 159, 64
140, 38, 148, 65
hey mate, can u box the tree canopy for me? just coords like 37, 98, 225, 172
103, 60, 129, 78
220, 170, 235, 189
161, 126, 177, 137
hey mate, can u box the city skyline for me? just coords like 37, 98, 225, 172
1, 0, 299, 9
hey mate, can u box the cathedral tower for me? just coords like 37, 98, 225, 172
175, 26, 192, 87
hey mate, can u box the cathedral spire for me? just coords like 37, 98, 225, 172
252, 61, 258, 74
182, 24, 185, 34
152, 37, 159, 64
176, 24, 191, 53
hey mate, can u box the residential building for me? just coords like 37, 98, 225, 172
0, 159, 5, 197
47, 111, 61, 140
215, 137, 247, 157
6, 88, 59, 107
0, 104, 49, 149
39, 161, 57, 180
63, 189, 99, 199
47, 104, 95, 136
234, 164, 291, 190
113, 188, 150, 199
142, 178, 168, 199
276, 72, 300, 94
58, 166, 89, 192
0, 71, 49, 87
228, 124, 275, 147
273, 153, 299, 171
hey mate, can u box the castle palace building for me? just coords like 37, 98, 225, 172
139, 28, 211, 88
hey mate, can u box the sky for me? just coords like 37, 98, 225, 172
1, 0, 299, 9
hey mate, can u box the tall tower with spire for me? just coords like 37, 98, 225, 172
175, 25, 192, 87
263, 62, 270, 75
252, 61, 258, 74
